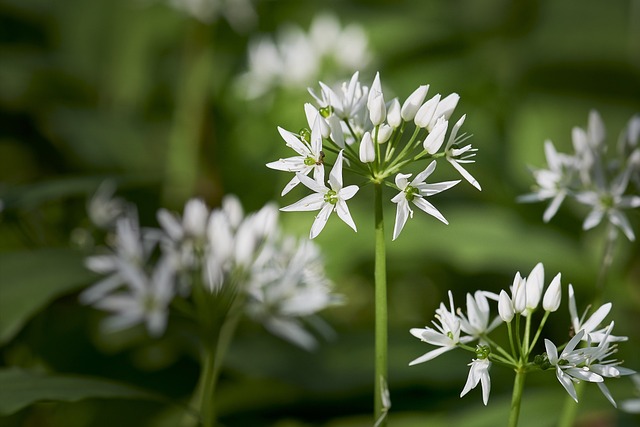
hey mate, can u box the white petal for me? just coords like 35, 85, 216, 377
335, 200, 358, 232
543, 192, 566, 222
408, 346, 455, 366
278, 126, 310, 156
339, 185, 360, 201
310, 203, 333, 238
448, 158, 481, 191
329, 151, 345, 190
280, 193, 325, 212
392, 198, 410, 240
412, 197, 449, 224
583, 208, 604, 230
413, 161, 437, 184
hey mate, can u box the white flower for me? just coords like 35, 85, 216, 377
545, 330, 602, 403
387, 98, 402, 128
94, 257, 175, 337
460, 358, 492, 405
444, 115, 482, 191
80, 215, 154, 304
267, 116, 326, 196
457, 291, 502, 339
87, 181, 128, 229
309, 71, 369, 121
391, 161, 459, 240
409, 291, 474, 365
281, 150, 359, 239
568, 284, 627, 343
574, 163, 640, 241
524, 262, 544, 311
157, 198, 210, 272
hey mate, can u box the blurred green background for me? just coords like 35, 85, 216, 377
1, 0, 639, 426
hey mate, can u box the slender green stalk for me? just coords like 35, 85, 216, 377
373, 183, 388, 426
508, 368, 527, 427
194, 344, 217, 427
162, 22, 214, 207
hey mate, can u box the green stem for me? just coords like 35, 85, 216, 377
373, 183, 389, 426
508, 368, 527, 427
162, 22, 214, 207
195, 344, 217, 427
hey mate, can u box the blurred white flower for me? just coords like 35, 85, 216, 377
164, 0, 256, 30
521, 110, 640, 240
95, 256, 175, 337
87, 181, 129, 229
239, 14, 371, 99
620, 374, 640, 413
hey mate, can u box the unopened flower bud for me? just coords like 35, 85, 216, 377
543, 273, 562, 312
512, 272, 527, 313
525, 262, 544, 311
368, 92, 386, 126
401, 85, 429, 121
387, 98, 401, 128
414, 94, 441, 128
359, 132, 375, 163
423, 117, 448, 154
427, 93, 460, 131
498, 290, 514, 322
377, 124, 393, 144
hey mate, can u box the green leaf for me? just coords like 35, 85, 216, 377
0, 248, 95, 344
0, 367, 161, 415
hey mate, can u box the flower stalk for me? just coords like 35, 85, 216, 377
508, 368, 527, 427
374, 183, 388, 426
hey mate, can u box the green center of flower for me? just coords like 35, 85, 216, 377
299, 128, 311, 143
304, 156, 316, 166
324, 189, 339, 205
475, 344, 490, 359
319, 106, 333, 118
404, 185, 419, 202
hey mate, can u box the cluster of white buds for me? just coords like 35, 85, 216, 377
520, 111, 640, 241
81, 190, 340, 350
267, 71, 481, 240
409, 263, 634, 406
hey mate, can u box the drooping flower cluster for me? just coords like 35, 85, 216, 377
267, 71, 481, 240
520, 111, 640, 241
80, 190, 340, 350
238, 14, 372, 99
409, 263, 634, 406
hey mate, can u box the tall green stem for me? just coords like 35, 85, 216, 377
508, 368, 527, 427
373, 183, 389, 426
162, 22, 214, 207
195, 344, 217, 427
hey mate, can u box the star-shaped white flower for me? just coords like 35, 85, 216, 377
391, 160, 459, 240
409, 291, 474, 365
460, 358, 492, 405
443, 115, 482, 191
267, 115, 326, 196
568, 284, 627, 343
281, 150, 359, 239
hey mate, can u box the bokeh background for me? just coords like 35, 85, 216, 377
1, 0, 639, 426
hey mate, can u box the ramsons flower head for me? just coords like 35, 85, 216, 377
268, 71, 481, 239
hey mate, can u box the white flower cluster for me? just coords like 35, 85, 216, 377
164, 0, 256, 29
239, 14, 372, 99
409, 263, 634, 406
520, 111, 640, 241
268, 71, 481, 240
81, 191, 340, 350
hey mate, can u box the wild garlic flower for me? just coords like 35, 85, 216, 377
544, 323, 635, 406
268, 71, 481, 239
520, 110, 640, 240
238, 13, 371, 99
163, 0, 257, 30
81, 193, 340, 349
409, 262, 633, 406
620, 374, 640, 413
